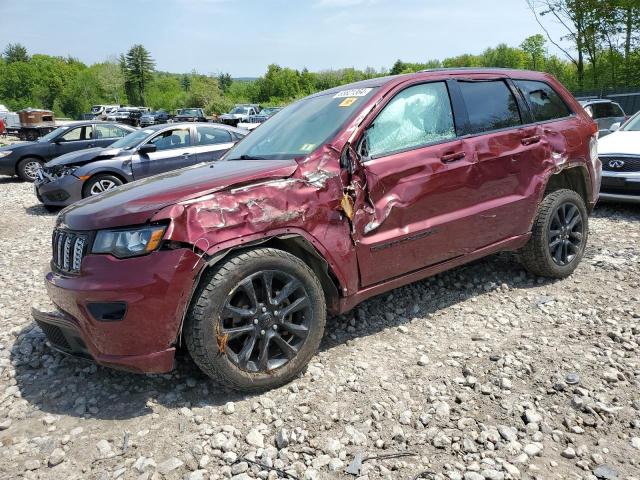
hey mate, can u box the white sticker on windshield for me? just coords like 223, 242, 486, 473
333, 88, 372, 98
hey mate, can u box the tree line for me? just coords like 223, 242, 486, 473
0, 1, 638, 119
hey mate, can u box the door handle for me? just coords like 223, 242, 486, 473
441, 152, 466, 163
521, 135, 541, 146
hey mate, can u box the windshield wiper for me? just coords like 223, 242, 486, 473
226, 154, 266, 161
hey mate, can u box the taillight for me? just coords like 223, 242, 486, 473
589, 122, 598, 136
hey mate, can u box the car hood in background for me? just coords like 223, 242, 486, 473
45, 147, 124, 167
58, 159, 299, 230
598, 131, 640, 156
0, 141, 35, 153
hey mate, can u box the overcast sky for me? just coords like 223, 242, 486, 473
0, 0, 567, 77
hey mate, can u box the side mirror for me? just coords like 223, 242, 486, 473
610, 122, 621, 132
138, 143, 157, 154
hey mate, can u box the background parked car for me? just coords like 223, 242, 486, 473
34, 122, 247, 207
597, 110, 640, 203
106, 107, 150, 126
173, 108, 207, 122
579, 99, 627, 137
238, 106, 283, 130
139, 110, 171, 127
219, 104, 260, 127
0, 121, 135, 181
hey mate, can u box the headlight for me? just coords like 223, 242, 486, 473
92, 225, 166, 258
0, 151, 13, 158
60, 166, 77, 177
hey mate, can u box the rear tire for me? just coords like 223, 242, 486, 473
519, 189, 588, 278
17, 157, 43, 182
184, 248, 326, 392
82, 174, 123, 198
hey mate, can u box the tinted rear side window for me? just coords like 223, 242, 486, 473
458, 80, 522, 134
592, 102, 624, 118
515, 80, 572, 122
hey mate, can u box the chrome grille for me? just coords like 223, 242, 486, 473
52, 229, 88, 273
600, 155, 640, 173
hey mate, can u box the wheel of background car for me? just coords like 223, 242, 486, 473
519, 189, 588, 279
17, 157, 43, 182
82, 174, 124, 198
184, 247, 326, 392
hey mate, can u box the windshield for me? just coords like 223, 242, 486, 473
91, 106, 102, 113
178, 109, 199, 116
226, 88, 377, 160
230, 107, 250, 115
108, 129, 153, 150
621, 112, 640, 131
38, 126, 69, 143
262, 108, 280, 115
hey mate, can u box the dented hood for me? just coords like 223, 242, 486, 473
45, 147, 123, 167
58, 160, 298, 231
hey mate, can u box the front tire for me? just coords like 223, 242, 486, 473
17, 157, 43, 182
519, 189, 588, 278
185, 248, 326, 392
82, 174, 123, 198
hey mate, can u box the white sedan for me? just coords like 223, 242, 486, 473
597, 111, 640, 203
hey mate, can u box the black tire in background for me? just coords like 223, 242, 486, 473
184, 248, 326, 392
82, 174, 124, 198
519, 189, 588, 279
17, 157, 43, 182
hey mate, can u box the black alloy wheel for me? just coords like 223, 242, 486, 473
219, 270, 311, 373
184, 248, 326, 391
548, 201, 584, 266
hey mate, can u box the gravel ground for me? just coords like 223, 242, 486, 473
0, 177, 638, 480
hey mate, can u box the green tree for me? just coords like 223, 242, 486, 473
122, 44, 155, 105
481, 44, 526, 68
521, 34, 547, 69
3, 43, 29, 63
217, 73, 233, 93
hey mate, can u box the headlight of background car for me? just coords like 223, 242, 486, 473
92, 225, 166, 258
0, 151, 13, 158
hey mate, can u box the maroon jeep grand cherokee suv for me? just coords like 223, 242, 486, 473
34, 69, 601, 391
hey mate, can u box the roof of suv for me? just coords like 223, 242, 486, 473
312, 68, 555, 98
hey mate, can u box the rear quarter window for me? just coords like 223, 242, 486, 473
458, 80, 522, 135
515, 80, 572, 122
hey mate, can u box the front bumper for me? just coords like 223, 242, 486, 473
0, 156, 17, 176
32, 248, 203, 373
599, 170, 640, 203
34, 173, 84, 206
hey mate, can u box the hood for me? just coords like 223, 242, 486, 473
58, 159, 299, 231
0, 141, 33, 152
221, 113, 242, 119
598, 131, 640, 156
45, 147, 122, 168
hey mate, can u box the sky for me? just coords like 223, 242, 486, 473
0, 0, 567, 77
